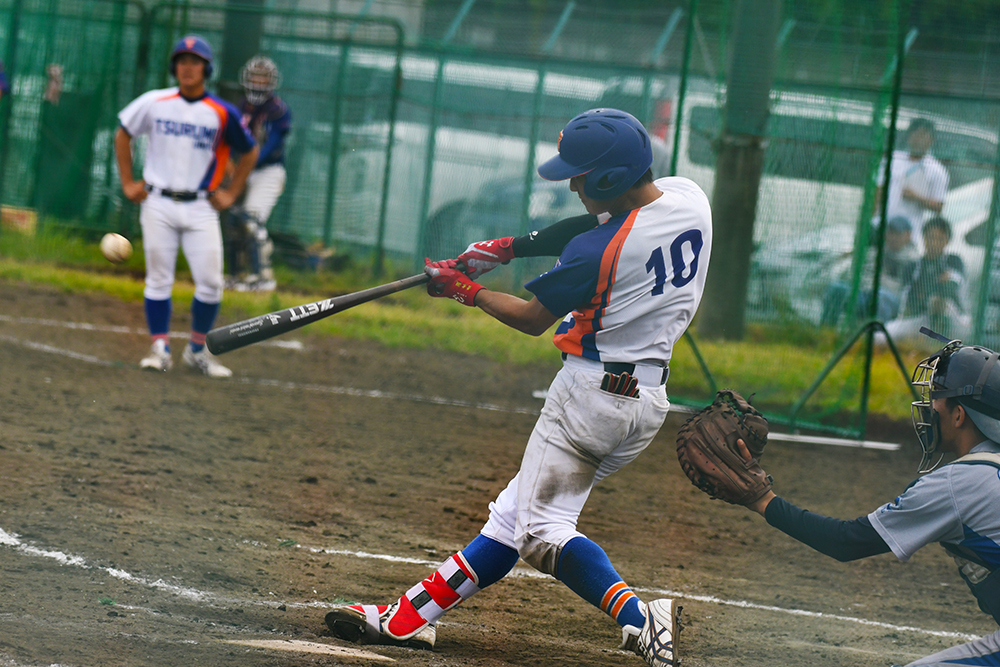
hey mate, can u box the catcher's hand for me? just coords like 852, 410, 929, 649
676, 389, 772, 506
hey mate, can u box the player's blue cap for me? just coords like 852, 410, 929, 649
538, 108, 653, 201
170, 35, 214, 78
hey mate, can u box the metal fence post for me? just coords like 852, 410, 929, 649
642, 8, 683, 128
669, 0, 696, 178
416, 0, 477, 269
0, 0, 25, 208
322, 37, 351, 248
972, 114, 1000, 342
373, 26, 404, 277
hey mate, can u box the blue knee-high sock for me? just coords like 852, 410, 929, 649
557, 536, 646, 629
145, 298, 171, 349
189, 298, 220, 352
460, 534, 519, 589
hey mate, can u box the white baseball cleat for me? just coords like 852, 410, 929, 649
182, 345, 232, 378
139, 339, 172, 372
325, 604, 436, 650
629, 598, 680, 666
231, 277, 277, 292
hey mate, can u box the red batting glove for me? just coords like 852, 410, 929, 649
424, 258, 484, 306
457, 237, 515, 279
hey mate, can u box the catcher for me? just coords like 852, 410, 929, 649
680, 336, 1000, 667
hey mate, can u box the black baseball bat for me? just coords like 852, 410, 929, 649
206, 273, 430, 355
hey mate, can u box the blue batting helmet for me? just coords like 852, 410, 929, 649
537, 108, 653, 201
170, 35, 214, 78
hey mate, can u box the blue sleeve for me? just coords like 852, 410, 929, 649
257, 128, 284, 166
272, 104, 291, 134
221, 100, 255, 153
0, 71, 8, 94
524, 222, 621, 317
257, 107, 291, 166
765, 496, 891, 562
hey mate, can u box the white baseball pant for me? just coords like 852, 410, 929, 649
140, 195, 223, 304
480, 354, 670, 575
243, 164, 286, 224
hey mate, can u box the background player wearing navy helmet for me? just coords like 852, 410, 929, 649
224, 55, 292, 292
115, 35, 258, 377
325, 109, 713, 667
737, 336, 1000, 666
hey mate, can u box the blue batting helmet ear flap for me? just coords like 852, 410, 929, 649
537, 108, 653, 201
170, 34, 214, 79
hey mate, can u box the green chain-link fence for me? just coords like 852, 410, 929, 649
2, 0, 999, 438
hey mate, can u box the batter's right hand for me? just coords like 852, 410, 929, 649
458, 237, 515, 279
122, 180, 148, 204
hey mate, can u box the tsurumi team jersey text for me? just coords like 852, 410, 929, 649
118, 87, 255, 192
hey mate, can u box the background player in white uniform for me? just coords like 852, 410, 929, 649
115, 35, 258, 377
738, 335, 1000, 667
225, 55, 292, 292
325, 109, 713, 667
876, 118, 949, 237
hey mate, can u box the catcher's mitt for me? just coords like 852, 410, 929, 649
676, 389, 772, 505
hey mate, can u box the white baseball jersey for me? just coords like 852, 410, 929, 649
526, 177, 712, 366
118, 87, 255, 192
878, 150, 949, 234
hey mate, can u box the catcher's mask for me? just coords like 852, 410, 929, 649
240, 55, 281, 106
911, 333, 1000, 473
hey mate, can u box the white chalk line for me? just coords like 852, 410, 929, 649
0, 526, 976, 644
0, 331, 540, 416
0, 318, 903, 448
0, 321, 964, 643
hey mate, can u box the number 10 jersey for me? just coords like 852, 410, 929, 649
526, 177, 713, 367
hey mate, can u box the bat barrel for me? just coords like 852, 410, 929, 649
206, 272, 431, 355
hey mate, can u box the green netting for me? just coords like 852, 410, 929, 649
0, 0, 143, 226
2, 0, 1000, 438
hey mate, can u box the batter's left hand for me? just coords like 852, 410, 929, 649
424, 258, 483, 306
209, 188, 238, 211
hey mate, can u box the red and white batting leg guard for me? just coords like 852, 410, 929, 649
384, 553, 481, 640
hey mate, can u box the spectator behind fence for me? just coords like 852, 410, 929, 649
884, 216, 969, 345
875, 118, 949, 237
821, 215, 920, 326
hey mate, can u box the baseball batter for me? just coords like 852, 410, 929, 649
739, 337, 1000, 666
225, 55, 291, 292
115, 35, 258, 377
325, 109, 713, 666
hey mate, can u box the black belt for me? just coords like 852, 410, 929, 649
562, 352, 669, 385
161, 189, 200, 201
147, 186, 204, 202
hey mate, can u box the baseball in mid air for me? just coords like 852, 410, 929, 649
100, 233, 133, 263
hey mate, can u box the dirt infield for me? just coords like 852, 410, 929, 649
0, 280, 995, 667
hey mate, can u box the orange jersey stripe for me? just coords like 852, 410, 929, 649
201, 96, 231, 190
553, 209, 640, 358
